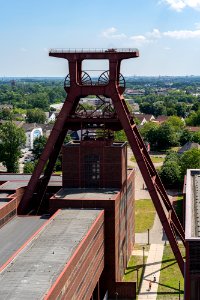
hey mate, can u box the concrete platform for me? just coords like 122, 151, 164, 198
54, 187, 119, 200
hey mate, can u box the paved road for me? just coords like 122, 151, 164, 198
0, 216, 48, 268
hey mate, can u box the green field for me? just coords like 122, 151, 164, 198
131, 155, 164, 163
135, 199, 156, 233
157, 245, 185, 299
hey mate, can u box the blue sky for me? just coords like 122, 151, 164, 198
1, 0, 200, 76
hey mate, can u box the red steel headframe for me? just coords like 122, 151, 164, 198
19, 48, 185, 275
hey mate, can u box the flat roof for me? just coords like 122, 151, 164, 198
0, 192, 13, 206
185, 169, 200, 240
53, 188, 119, 200
0, 209, 102, 299
0, 174, 62, 191
0, 216, 48, 268
0, 174, 62, 181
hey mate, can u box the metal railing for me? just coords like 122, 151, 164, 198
49, 48, 139, 54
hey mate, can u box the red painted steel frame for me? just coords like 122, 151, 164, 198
19, 49, 185, 275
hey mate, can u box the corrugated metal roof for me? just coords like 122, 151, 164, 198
0, 209, 102, 299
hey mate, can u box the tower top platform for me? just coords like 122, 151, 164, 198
49, 48, 139, 60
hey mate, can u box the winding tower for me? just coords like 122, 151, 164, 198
19, 48, 185, 275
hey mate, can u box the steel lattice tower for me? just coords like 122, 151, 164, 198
19, 48, 185, 275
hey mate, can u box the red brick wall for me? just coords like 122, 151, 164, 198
62, 141, 127, 188
0, 198, 16, 228
49, 169, 135, 299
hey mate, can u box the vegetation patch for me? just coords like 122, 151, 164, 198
157, 245, 185, 299
135, 199, 156, 233
123, 254, 147, 296
131, 155, 164, 163
173, 195, 184, 225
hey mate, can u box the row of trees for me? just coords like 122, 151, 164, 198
0, 107, 47, 123
0, 81, 66, 111
159, 149, 200, 187
133, 90, 200, 121
115, 116, 200, 150
140, 116, 200, 150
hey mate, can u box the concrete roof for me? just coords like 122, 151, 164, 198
185, 169, 200, 240
0, 174, 62, 181
0, 174, 62, 191
53, 188, 119, 200
0, 216, 48, 268
0, 209, 102, 299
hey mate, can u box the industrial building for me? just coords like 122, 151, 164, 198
0, 140, 136, 299
0, 48, 186, 299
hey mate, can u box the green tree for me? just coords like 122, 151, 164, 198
159, 161, 181, 187
0, 108, 13, 120
23, 161, 36, 174
179, 129, 193, 146
159, 151, 181, 187
26, 108, 46, 124
186, 110, 200, 126
166, 116, 184, 130
140, 122, 159, 148
192, 131, 200, 144
180, 148, 200, 176
157, 123, 179, 150
0, 122, 26, 172
32, 136, 47, 160
114, 130, 127, 142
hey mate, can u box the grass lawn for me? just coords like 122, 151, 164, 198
173, 195, 184, 225
53, 171, 62, 175
131, 155, 164, 163
135, 199, 156, 233
157, 245, 185, 299
123, 253, 147, 297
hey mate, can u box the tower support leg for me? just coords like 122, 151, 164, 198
110, 90, 185, 275
18, 93, 79, 214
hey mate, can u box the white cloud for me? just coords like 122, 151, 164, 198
101, 26, 200, 47
163, 29, 200, 38
147, 29, 162, 39
130, 35, 149, 46
101, 27, 126, 39
162, 0, 200, 11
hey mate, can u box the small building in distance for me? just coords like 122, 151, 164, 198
21, 123, 43, 149
178, 142, 200, 154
